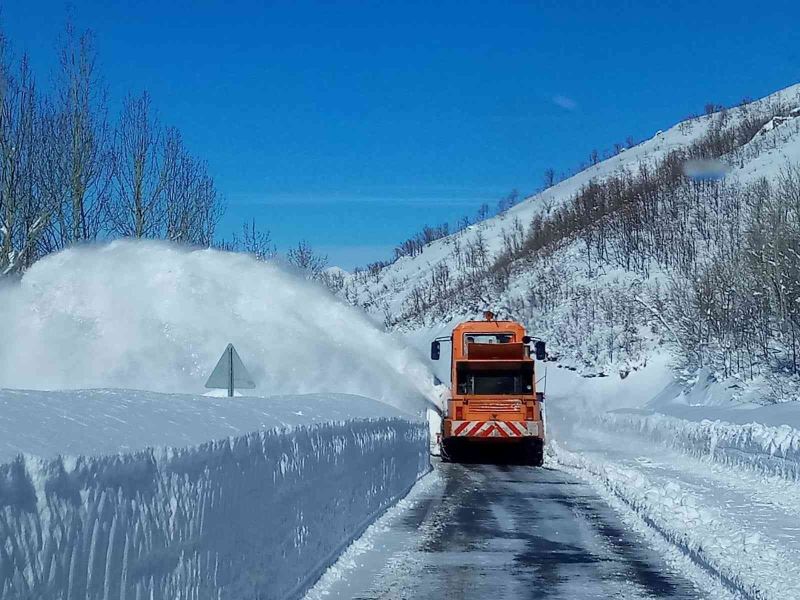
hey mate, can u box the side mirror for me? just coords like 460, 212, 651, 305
430, 340, 441, 361
534, 340, 546, 361
522, 335, 531, 344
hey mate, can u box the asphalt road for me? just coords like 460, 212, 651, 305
318, 462, 706, 600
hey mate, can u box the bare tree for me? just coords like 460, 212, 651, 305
110, 91, 165, 238
543, 168, 555, 189
162, 127, 222, 246
0, 32, 22, 272
497, 189, 519, 214
49, 23, 112, 246
393, 222, 450, 259
476, 202, 490, 222
220, 219, 276, 260
287, 239, 327, 278
0, 19, 227, 279
0, 38, 49, 274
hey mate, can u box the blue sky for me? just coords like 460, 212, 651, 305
5, 0, 799, 268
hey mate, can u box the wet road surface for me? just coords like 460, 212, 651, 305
321, 462, 705, 599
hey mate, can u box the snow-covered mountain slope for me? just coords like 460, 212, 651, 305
339, 83, 800, 399
342, 84, 800, 321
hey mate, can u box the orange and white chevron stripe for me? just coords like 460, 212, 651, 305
450, 420, 539, 438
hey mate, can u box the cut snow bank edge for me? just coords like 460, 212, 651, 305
598, 410, 800, 481
549, 358, 800, 481
0, 418, 429, 600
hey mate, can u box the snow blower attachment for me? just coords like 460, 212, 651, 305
431, 312, 546, 466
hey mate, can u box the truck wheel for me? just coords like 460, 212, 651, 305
526, 440, 544, 467
440, 439, 456, 463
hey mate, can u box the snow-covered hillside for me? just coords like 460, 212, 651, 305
341, 84, 799, 315
339, 83, 800, 398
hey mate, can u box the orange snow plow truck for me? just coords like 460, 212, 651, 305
430, 312, 547, 466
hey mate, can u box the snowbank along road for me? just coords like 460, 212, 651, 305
0, 244, 439, 600
0, 391, 430, 600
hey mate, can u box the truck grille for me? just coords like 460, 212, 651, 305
470, 401, 522, 413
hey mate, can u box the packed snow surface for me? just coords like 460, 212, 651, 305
0, 240, 439, 412
0, 389, 414, 462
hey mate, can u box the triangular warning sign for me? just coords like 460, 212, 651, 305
205, 343, 256, 392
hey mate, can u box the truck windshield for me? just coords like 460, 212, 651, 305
464, 333, 515, 345
456, 366, 533, 395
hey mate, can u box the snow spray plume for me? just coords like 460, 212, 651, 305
0, 241, 441, 413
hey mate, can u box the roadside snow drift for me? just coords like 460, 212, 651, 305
548, 362, 800, 600
0, 240, 438, 412
597, 410, 800, 481
0, 390, 430, 600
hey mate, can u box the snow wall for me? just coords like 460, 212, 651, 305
596, 411, 800, 481
0, 240, 440, 412
0, 417, 429, 600
548, 360, 800, 482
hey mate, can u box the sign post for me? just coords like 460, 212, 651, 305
205, 343, 256, 397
